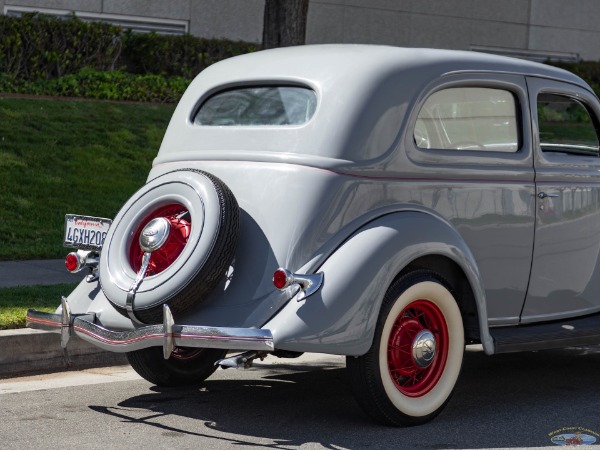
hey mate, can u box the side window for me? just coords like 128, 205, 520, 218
537, 93, 599, 156
414, 87, 519, 152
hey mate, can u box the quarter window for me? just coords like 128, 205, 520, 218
414, 87, 519, 152
537, 93, 599, 156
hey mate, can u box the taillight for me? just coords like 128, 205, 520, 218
273, 268, 290, 289
64, 250, 99, 276
65, 252, 83, 273
272, 268, 324, 301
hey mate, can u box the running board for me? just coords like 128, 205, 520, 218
491, 313, 600, 353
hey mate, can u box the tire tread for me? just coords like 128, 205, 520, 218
127, 347, 227, 386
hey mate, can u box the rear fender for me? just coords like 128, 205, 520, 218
264, 211, 492, 355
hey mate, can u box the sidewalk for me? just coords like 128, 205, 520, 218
0, 259, 126, 377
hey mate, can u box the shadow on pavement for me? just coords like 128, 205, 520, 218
89, 347, 600, 449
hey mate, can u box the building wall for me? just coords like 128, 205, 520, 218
189, 0, 263, 42
1, 0, 263, 40
2, 0, 600, 60
528, 0, 600, 60
307, 0, 531, 50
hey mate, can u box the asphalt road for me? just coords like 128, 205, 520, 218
1, 349, 600, 450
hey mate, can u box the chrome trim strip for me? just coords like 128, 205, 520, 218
26, 307, 274, 353
26, 308, 97, 334
26, 310, 63, 332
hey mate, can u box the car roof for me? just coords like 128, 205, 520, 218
156, 45, 593, 167
196, 44, 590, 93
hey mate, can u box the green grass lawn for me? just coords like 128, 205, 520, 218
0, 283, 78, 329
0, 96, 175, 259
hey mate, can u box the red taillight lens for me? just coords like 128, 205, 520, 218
273, 269, 288, 289
65, 253, 80, 272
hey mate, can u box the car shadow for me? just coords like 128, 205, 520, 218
89, 346, 600, 449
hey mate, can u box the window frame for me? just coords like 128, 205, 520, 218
536, 92, 600, 158
413, 86, 522, 154
405, 73, 532, 171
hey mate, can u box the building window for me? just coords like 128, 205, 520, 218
4, 6, 188, 35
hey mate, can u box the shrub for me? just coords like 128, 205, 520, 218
0, 68, 189, 103
0, 13, 257, 102
0, 13, 122, 81
548, 61, 600, 97
121, 32, 258, 78
0, 13, 256, 81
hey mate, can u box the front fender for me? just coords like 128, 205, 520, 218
265, 211, 493, 355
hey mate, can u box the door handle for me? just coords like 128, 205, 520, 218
537, 192, 559, 199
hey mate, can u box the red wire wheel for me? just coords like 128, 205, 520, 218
169, 347, 205, 361
346, 271, 464, 426
387, 299, 449, 397
129, 204, 191, 276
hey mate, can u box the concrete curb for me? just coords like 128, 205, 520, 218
0, 328, 348, 379
0, 259, 119, 377
0, 328, 127, 377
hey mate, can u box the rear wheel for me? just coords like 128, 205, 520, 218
347, 270, 464, 426
127, 347, 227, 386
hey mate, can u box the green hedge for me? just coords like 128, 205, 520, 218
0, 13, 257, 79
549, 61, 600, 96
4, 13, 600, 104
0, 68, 189, 103
122, 32, 258, 79
0, 13, 258, 102
0, 13, 123, 81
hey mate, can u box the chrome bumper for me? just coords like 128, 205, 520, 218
26, 298, 274, 359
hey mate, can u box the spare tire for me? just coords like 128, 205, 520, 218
99, 169, 239, 324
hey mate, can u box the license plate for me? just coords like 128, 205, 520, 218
64, 214, 112, 250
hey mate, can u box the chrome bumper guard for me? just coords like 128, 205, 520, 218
26, 298, 274, 359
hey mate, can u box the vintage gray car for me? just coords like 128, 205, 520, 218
27, 44, 600, 426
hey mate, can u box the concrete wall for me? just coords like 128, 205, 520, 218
3, 0, 600, 60
189, 0, 263, 42
307, 0, 600, 60
2, 0, 263, 41
529, 0, 600, 60
307, 0, 532, 56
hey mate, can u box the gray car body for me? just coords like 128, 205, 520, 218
63, 45, 600, 357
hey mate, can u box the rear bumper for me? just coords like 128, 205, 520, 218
26, 298, 274, 357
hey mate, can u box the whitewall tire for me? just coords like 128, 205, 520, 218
99, 170, 239, 323
347, 270, 464, 426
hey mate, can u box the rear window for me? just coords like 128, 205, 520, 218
194, 86, 317, 126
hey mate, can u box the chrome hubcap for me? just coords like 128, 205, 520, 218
139, 217, 171, 253
412, 329, 436, 368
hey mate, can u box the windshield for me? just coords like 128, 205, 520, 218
194, 86, 317, 126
